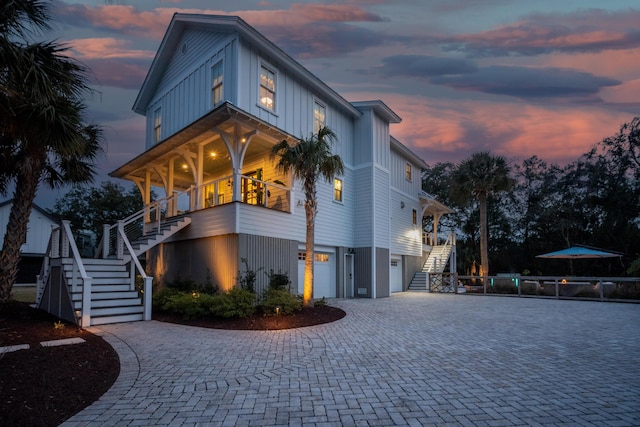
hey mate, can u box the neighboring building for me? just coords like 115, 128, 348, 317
0, 200, 60, 285
111, 14, 453, 298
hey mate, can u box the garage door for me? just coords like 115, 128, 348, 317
390, 257, 403, 293
298, 251, 335, 298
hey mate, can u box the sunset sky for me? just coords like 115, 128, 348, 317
32, 0, 640, 205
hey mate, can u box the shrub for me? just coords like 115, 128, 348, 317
210, 287, 256, 318
162, 292, 216, 320
153, 287, 181, 309
238, 258, 262, 293
267, 269, 290, 290
261, 288, 301, 316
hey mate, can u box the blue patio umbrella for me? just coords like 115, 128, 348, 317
536, 246, 622, 259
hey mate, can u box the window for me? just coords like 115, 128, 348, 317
211, 60, 223, 106
333, 178, 343, 202
405, 163, 412, 182
313, 100, 326, 134
298, 252, 306, 261
259, 64, 276, 111
412, 209, 417, 225
153, 108, 162, 143
391, 260, 398, 267
315, 253, 329, 262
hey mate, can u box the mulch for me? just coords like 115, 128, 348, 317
1, 301, 346, 426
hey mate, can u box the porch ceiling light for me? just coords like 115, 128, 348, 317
210, 151, 217, 158
181, 163, 188, 171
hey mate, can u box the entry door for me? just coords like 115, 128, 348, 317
344, 254, 354, 298
390, 257, 403, 293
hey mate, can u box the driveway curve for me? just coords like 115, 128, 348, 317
62, 293, 640, 426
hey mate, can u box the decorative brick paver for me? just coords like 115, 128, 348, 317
62, 293, 640, 426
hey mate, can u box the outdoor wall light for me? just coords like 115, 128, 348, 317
400, 202, 405, 209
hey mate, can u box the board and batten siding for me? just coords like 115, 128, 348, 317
389, 189, 422, 256
390, 147, 422, 195
353, 166, 373, 247
146, 30, 237, 149
373, 166, 390, 249
238, 234, 298, 295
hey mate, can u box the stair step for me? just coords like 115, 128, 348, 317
91, 305, 143, 317
72, 290, 140, 300
91, 313, 144, 326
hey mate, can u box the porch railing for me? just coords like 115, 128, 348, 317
423, 231, 456, 247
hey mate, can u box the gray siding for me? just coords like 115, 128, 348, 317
148, 234, 239, 291
376, 247, 390, 298
353, 166, 373, 247
354, 246, 371, 298
373, 166, 390, 248
239, 234, 298, 296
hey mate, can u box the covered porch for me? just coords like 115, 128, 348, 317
110, 102, 298, 217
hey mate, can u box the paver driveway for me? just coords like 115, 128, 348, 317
63, 293, 640, 426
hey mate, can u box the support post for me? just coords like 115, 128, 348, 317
143, 277, 153, 321
81, 277, 92, 327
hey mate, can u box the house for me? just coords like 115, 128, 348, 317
110, 13, 455, 299
0, 199, 60, 285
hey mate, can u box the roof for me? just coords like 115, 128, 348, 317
390, 136, 428, 170
0, 199, 61, 224
133, 14, 361, 119
351, 100, 402, 124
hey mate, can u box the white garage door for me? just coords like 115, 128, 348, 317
298, 251, 335, 298
390, 257, 403, 293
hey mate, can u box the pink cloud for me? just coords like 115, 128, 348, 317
346, 92, 630, 166
67, 38, 155, 60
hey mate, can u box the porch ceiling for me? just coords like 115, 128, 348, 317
110, 102, 298, 188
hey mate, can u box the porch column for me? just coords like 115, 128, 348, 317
167, 158, 175, 216
433, 212, 442, 244
195, 144, 204, 210
144, 170, 151, 222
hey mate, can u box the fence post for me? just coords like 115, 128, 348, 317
555, 279, 559, 299
599, 281, 604, 301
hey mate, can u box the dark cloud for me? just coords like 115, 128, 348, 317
439, 9, 640, 57
263, 23, 384, 59
84, 58, 150, 90
377, 54, 477, 78
431, 66, 621, 99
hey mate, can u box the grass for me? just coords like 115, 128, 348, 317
12, 286, 36, 303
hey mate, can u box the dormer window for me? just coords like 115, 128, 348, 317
259, 63, 276, 111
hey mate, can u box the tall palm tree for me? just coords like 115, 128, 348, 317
0, 1, 103, 301
451, 152, 513, 276
271, 127, 344, 307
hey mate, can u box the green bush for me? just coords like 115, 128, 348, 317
261, 288, 301, 316
238, 258, 262, 293
153, 287, 181, 309
210, 288, 256, 318
267, 270, 290, 290
162, 292, 216, 319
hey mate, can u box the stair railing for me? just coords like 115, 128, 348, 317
116, 221, 153, 321
96, 189, 192, 259
41, 221, 92, 326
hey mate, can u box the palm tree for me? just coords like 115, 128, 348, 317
451, 152, 513, 276
271, 127, 344, 307
0, 1, 103, 301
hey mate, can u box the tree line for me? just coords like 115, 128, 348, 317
423, 117, 640, 278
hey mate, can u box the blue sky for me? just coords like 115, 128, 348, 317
27, 0, 640, 207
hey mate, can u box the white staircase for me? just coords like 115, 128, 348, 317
38, 194, 192, 327
65, 258, 144, 325
408, 244, 453, 291
129, 216, 191, 256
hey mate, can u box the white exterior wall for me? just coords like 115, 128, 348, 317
389, 148, 423, 256
0, 203, 57, 255
353, 166, 373, 247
